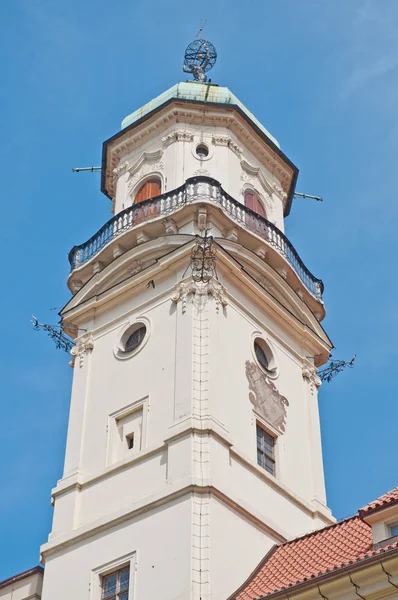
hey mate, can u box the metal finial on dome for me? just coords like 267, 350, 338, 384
183, 39, 217, 83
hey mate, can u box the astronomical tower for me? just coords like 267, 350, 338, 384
40, 41, 334, 600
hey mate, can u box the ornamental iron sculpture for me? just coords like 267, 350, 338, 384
183, 39, 217, 82
31, 316, 74, 354
190, 231, 217, 283
318, 354, 356, 384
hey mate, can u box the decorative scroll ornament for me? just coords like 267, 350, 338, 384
271, 182, 288, 200
190, 231, 217, 283
193, 168, 211, 177
171, 280, 227, 314
245, 361, 289, 433
212, 135, 242, 157
112, 162, 129, 178
70, 333, 94, 368
162, 130, 194, 147
302, 365, 322, 395
318, 355, 356, 384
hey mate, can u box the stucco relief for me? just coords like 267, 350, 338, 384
302, 366, 322, 395
162, 130, 194, 147
171, 280, 228, 314
127, 161, 164, 193
70, 333, 94, 368
245, 361, 289, 432
212, 135, 242, 157
240, 161, 274, 211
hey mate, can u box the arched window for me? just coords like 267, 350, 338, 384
244, 191, 266, 218
134, 178, 161, 204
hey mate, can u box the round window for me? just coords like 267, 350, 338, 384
196, 144, 209, 159
124, 325, 146, 353
254, 340, 269, 371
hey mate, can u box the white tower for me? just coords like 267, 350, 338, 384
40, 78, 334, 600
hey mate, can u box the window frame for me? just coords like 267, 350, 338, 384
105, 396, 149, 467
252, 335, 278, 378
114, 318, 151, 361
388, 522, 398, 538
102, 566, 130, 600
244, 189, 267, 219
91, 552, 136, 600
256, 422, 277, 477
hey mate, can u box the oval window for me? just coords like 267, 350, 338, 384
124, 325, 147, 353
196, 144, 209, 159
253, 337, 277, 376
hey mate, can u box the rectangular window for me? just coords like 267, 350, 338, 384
256, 424, 275, 476
389, 523, 398, 537
102, 566, 130, 600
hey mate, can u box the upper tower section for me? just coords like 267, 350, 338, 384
101, 81, 298, 229
67, 42, 324, 321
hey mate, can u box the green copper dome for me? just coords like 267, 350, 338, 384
121, 82, 280, 149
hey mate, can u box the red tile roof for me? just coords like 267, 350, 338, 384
359, 487, 398, 518
232, 515, 398, 600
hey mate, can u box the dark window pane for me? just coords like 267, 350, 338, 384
119, 568, 130, 591
103, 574, 117, 598
118, 594, 129, 600
125, 326, 146, 353
254, 342, 268, 370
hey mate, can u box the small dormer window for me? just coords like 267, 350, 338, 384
244, 191, 266, 218
134, 178, 161, 204
389, 522, 398, 537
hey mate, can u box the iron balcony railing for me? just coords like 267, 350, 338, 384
68, 176, 324, 300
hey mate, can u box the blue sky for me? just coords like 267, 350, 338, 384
1, 0, 397, 580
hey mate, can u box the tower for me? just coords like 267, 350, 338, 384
40, 57, 334, 600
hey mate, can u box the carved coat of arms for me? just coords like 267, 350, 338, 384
245, 361, 289, 433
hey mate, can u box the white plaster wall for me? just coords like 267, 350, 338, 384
209, 496, 276, 600
207, 273, 327, 509
42, 497, 192, 600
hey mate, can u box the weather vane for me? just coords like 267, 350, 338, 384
183, 37, 217, 83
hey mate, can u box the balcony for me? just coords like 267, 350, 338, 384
68, 176, 324, 301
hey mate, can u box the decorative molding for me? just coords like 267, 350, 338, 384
272, 181, 288, 201
163, 218, 178, 234
162, 130, 194, 147
126, 149, 164, 193
112, 161, 129, 178
212, 134, 242, 157
105, 108, 294, 201
92, 260, 104, 275
197, 205, 208, 231
225, 226, 239, 242
302, 366, 322, 394
240, 159, 275, 208
136, 231, 150, 245
171, 280, 228, 314
276, 267, 288, 280
113, 244, 125, 259
245, 361, 289, 433
193, 168, 210, 177
70, 279, 83, 294
70, 333, 94, 368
